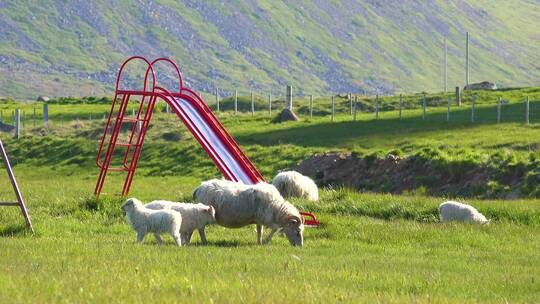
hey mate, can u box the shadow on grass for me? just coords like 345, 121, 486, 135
235, 101, 538, 148
0, 224, 32, 237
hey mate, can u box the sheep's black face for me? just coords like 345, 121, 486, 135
283, 220, 304, 247
121, 199, 135, 212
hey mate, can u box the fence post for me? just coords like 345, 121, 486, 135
353, 96, 358, 121
497, 97, 501, 123
132, 108, 135, 118
455, 86, 461, 106
399, 94, 403, 120
89, 113, 92, 121
103, 114, 106, 120
234, 90, 238, 114
447, 95, 451, 121
331, 96, 335, 122
471, 95, 476, 123
251, 91, 254, 116
215, 87, 220, 112
350, 94, 353, 116
422, 94, 426, 120
286, 85, 293, 110
309, 95, 313, 119
166, 103, 170, 114
525, 96, 530, 125
268, 93, 272, 115
43, 104, 48, 126
375, 94, 379, 120
14, 109, 20, 139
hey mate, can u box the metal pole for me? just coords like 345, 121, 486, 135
215, 87, 220, 112
43, 104, 48, 126
526, 96, 530, 125
444, 38, 448, 92
234, 89, 238, 114
309, 95, 313, 119
268, 93, 272, 115
286, 85, 293, 110
466, 31, 469, 87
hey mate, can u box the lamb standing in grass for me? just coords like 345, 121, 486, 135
193, 179, 305, 246
272, 171, 319, 201
439, 201, 490, 224
145, 201, 216, 245
122, 198, 183, 246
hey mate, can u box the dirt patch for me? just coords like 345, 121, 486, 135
292, 152, 499, 197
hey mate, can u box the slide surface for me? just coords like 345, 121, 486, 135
168, 96, 260, 184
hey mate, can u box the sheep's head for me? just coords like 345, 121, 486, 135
282, 215, 304, 247
121, 198, 139, 212
203, 205, 216, 223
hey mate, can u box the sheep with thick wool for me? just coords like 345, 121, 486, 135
439, 201, 490, 224
193, 179, 305, 246
272, 171, 319, 201
122, 198, 183, 246
145, 201, 216, 245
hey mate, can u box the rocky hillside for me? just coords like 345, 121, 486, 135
1, 0, 539, 99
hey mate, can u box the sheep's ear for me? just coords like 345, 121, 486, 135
287, 215, 302, 224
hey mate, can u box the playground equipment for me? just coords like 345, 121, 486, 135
94, 56, 319, 227
0, 138, 34, 232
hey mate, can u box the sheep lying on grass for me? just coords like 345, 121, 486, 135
272, 171, 319, 201
193, 179, 305, 246
122, 198, 183, 246
439, 201, 490, 224
145, 201, 216, 245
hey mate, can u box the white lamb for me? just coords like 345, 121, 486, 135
145, 201, 216, 245
122, 198, 183, 246
193, 179, 305, 246
439, 201, 490, 224
272, 171, 319, 201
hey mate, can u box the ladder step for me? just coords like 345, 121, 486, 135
0, 202, 20, 206
106, 167, 130, 172
116, 143, 141, 148
122, 117, 146, 123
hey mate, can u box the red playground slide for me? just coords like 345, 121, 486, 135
94, 57, 319, 226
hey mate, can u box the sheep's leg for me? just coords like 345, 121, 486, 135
172, 232, 182, 247
256, 225, 264, 245
154, 233, 164, 245
198, 228, 207, 245
136, 232, 146, 244
262, 228, 280, 245
181, 232, 191, 245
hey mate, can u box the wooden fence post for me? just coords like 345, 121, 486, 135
447, 95, 451, 121
234, 89, 238, 114
471, 95, 476, 123
422, 94, 426, 120
331, 96, 335, 122
14, 109, 20, 139
399, 94, 403, 120
375, 94, 379, 120
43, 104, 48, 126
309, 95, 313, 119
268, 93, 272, 115
497, 97, 501, 123
251, 91, 254, 116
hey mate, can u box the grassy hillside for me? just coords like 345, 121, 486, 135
1, 1, 539, 99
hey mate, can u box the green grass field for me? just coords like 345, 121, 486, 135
1, 89, 539, 302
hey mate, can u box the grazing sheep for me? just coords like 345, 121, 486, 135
439, 201, 490, 224
193, 179, 305, 246
145, 201, 216, 245
272, 171, 319, 201
122, 198, 183, 246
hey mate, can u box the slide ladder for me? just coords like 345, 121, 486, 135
95, 57, 319, 226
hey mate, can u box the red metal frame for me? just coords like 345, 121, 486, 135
94, 56, 320, 227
